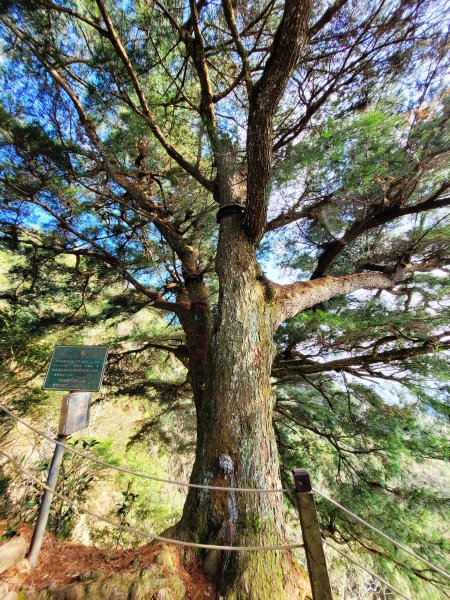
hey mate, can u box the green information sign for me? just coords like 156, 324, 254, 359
43, 345, 108, 391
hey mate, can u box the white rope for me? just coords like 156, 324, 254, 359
0, 448, 302, 552
2, 404, 449, 581
0, 447, 440, 598
0, 404, 290, 493
314, 487, 450, 582
324, 540, 412, 600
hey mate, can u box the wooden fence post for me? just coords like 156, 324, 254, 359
292, 468, 333, 600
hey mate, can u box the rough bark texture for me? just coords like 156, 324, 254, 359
274, 271, 395, 325
244, 0, 312, 242
176, 213, 305, 599
172, 210, 397, 598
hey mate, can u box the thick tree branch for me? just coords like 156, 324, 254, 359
309, 0, 349, 37
273, 332, 450, 377
273, 271, 397, 326
182, 0, 217, 144
265, 207, 310, 232
109, 340, 189, 367
222, 0, 253, 97
311, 192, 450, 279
243, 0, 313, 242
35, 0, 109, 37
274, 2, 438, 152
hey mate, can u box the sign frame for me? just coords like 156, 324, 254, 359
43, 345, 108, 392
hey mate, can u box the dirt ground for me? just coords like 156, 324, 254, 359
0, 523, 214, 599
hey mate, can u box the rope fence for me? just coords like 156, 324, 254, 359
0, 404, 289, 493
1, 403, 447, 580
1, 402, 449, 598
312, 488, 450, 582
323, 540, 412, 600
0, 447, 413, 600
0, 448, 301, 552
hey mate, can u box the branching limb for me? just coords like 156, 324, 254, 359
182, 0, 217, 143
94, 0, 214, 191
273, 271, 396, 327
309, 0, 349, 38
273, 331, 450, 377
35, 0, 109, 37
311, 191, 450, 279
244, 0, 313, 242
222, 0, 253, 97
109, 340, 189, 367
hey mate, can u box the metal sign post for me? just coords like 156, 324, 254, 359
27, 346, 108, 567
58, 392, 91, 435
27, 426, 69, 567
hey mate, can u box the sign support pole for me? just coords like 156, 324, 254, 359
27, 391, 91, 567
292, 468, 333, 600
27, 431, 68, 567
29, 345, 107, 566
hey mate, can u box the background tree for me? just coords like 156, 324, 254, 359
0, 0, 449, 598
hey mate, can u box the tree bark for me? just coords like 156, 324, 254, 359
175, 217, 402, 598
273, 271, 396, 325
177, 212, 303, 599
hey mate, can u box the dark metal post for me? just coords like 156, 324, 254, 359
27, 433, 67, 567
292, 468, 333, 600
28, 390, 92, 566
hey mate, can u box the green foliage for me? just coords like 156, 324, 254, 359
0, 519, 18, 541
0, 1, 448, 597
275, 108, 411, 195
0, 436, 107, 540
274, 281, 450, 596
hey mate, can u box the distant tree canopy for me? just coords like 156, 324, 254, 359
0, 1, 449, 598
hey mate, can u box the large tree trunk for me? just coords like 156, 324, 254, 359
178, 213, 304, 599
